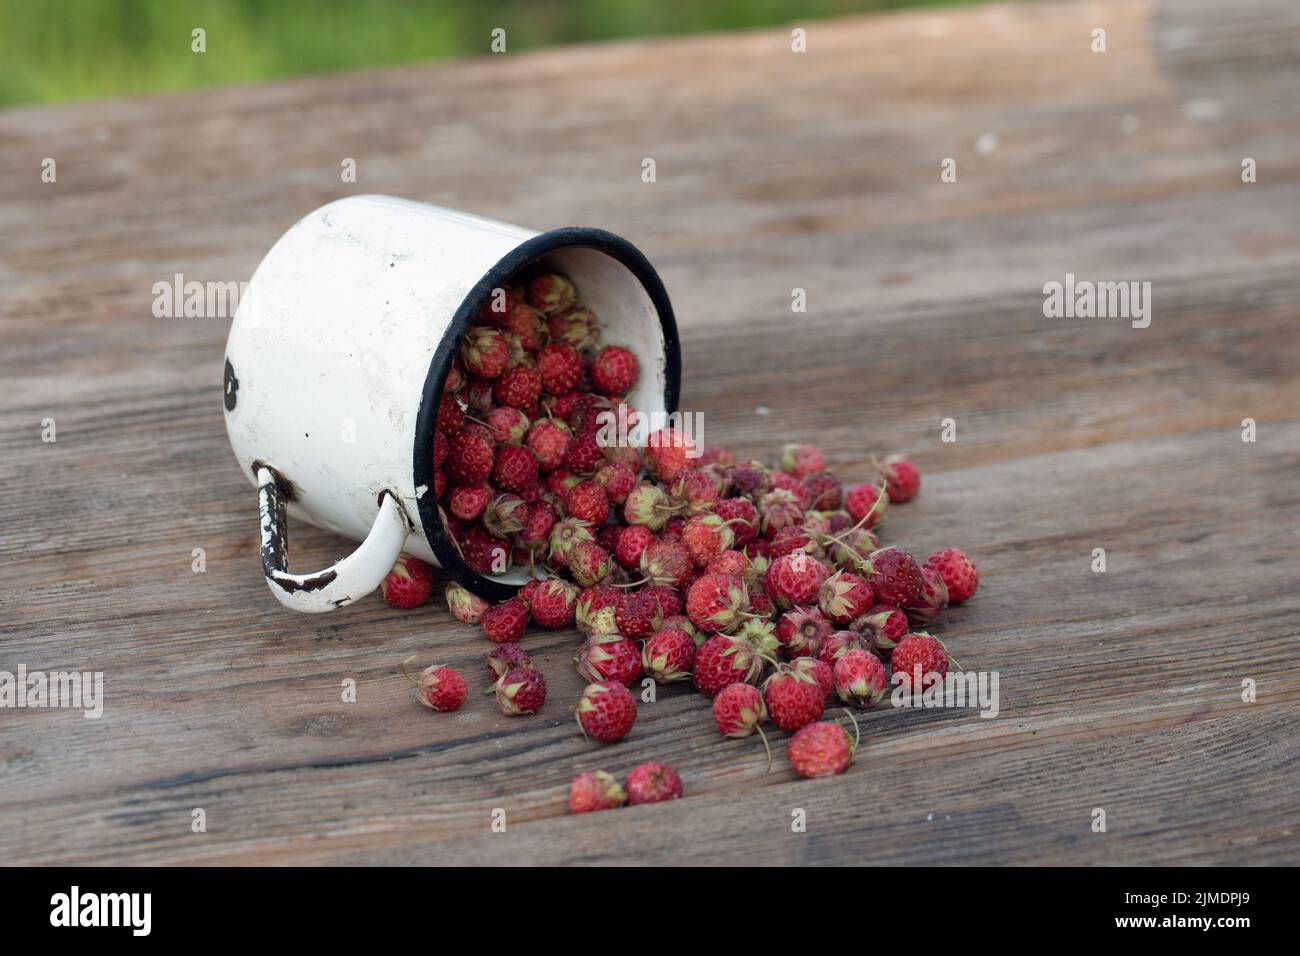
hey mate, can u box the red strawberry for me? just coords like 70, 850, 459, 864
681, 514, 734, 568
705, 549, 747, 577
763, 663, 826, 733
576, 681, 637, 743
479, 285, 519, 324
834, 649, 889, 709
486, 406, 530, 444
638, 539, 693, 589
574, 634, 643, 686
644, 585, 682, 619
528, 273, 577, 315
668, 468, 722, 515
594, 461, 637, 506
623, 482, 673, 531
880, 454, 921, 503
774, 605, 833, 659
437, 393, 465, 434
519, 500, 559, 554
568, 540, 612, 587
863, 547, 923, 607
547, 516, 595, 568
615, 589, 662, 639
693, 632, 769, 696
566, 479, 610, 524
482, 493, 528, 539
568, 770, 626, 814
576, 584, 621, 637
764, 553, 829, 610
714, 497, 759, 546
458, 524, 510, 574
924, 548, 979, 605
642, 626, 696, 683
447, 426, 495, 485
817, 630, 867, 666
565, 430, 606, 474
817, 569, 875, 625
757, 488, 805, 536
485, 643, 532, 681
712, 682, 768, 737
526, 578, 578, 629
685, 572, 750, 634
856, 604, 909, 651
494, 666, 547, 716
591, 345, 640, 397
615, 525, 656, 569
404, 660, 468, 712
548, 308, 597, 351
480, 597, 529, 644
625, 762, 682, 805
446, 581, 490, 623
492, 445, 539, 492
802, 471, 843, 510
536, 342, 584, 395
460, 327, 509, 379
493, 365, 543, 410
379, 555, 434, 609
449, 482, 493, 521
644, 428, 696, 483
787, 717, 858, 778
905, 566, 949, 627
779, 443, 825, 479
526, 418, 572, 471
844, 483, 888, 529
790, 656, 835, 701
890, 632, 951, 691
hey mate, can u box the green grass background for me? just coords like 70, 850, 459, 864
0, 0, 979, 108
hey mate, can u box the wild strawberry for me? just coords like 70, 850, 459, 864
485, 643, 531, 681
644, 428, 696, 483
774, 606, 833, 659
615, 525, 656, 569
642, 627, 696, 683
758, 488, 805, 536
594, 461, 637, 506
548, 307, 598, 351
460, 327, 510, 379
565, 430, 606, 474
480, 597, 528, 644
575, 634, 643, 686
905, 566, 949, 627
449, 482, 492, 521
638, 539, 693, 589
624, 482, 673, 531
576, 583, 621, 636
834, 649, 889, 708
705, 549, 747, 577
856, 604, 909, 651
779, 443, 825, 479
715, 497, 759, 546
879, 454, 921, 503
685, 572, 750, 634
890, 632, 951, 691
576, 681, 637, 743
568, 770, 625, 814
447, 581, 491, 624
769, 525, 821, 560
493, 365, 543, 410
528, 273, 577, 315
463, 376, 494, 415
486, 406, 530, 445
526, 578, 579, 629
693, 632, 768, 696
817, 569, 875, 625
764, 553, 829, 610
458, 523, 510, 574
790, 656, 834, 700
681, 514, 734, 567
763, 664, 826, 732
787, 716, 858, 778
825, 527, 880, 572
526, 418, 571, 471
536, 342, 584, 395
568, 540, 612, 587
379, 555, 434, 609
712, 682, 768, 738
625, 762, 683, 804
402, 659, 468, 712
447, 426, 495, 485
591, 345, 640, 397
437, 393, 465, 436
495, 666, 547, 716
924, 548, 979, 604
644, 585, 682, 619
748, 589, 774, 617
844, 483, 888, 529
865, 547, 923, 607
802, 471, 843, 510
546, 468, 581, 496
565, 479, 610, 524
608, 591, 654, 640
770, 471, 814, 509
519, 500, 559, 553
668, 468, 721, 516
547, 517, 595, 567
818, 630, 867, 666
482, 493, 529, 539
662, 516, 686, 541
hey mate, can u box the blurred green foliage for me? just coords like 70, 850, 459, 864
0, 0, 975, 107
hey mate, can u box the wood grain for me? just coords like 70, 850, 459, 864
2, 0, 1298, 865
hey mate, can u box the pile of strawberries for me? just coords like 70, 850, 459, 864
390, 271, 980, 805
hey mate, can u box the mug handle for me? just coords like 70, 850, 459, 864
256, 464, 411, 613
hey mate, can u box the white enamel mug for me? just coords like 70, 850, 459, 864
223, 195, 680, 612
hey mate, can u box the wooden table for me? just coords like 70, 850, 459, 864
2, 0, 1298, 865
